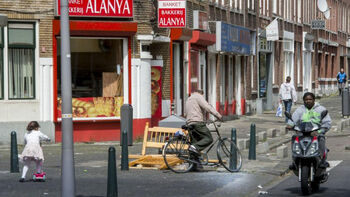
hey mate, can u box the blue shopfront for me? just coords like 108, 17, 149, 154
214, 22, 251, 116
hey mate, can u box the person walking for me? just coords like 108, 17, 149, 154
336, 68, 347, 96
279, 76, 297, 122
184, 89, 222, 171
19, 121, 51, 182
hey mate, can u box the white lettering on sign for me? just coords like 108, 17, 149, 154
159, 1, 186, 9
161, 10, 183, 15
159, 17, 185, 26
86, 0, 131, 14
69, 0, 82, 4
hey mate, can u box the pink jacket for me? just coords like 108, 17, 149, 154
184, 92, 222, 124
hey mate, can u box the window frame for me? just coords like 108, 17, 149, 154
7, 21, 36, 100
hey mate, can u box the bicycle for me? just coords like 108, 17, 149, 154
162, 120, 242, 173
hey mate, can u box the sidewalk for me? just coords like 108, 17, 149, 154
0, 95, 349, 197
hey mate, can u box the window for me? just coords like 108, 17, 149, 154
273, 0, 277, 14
0, 28, 3, 99
8, 23, 35, 99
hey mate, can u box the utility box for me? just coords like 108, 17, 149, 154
158, 115, 186, 128
120, 104, 133, 146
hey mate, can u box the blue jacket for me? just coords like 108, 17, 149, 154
337, 72, 346, 83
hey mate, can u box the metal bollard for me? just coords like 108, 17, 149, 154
107, 147, 118, 197
120, 104, 133, 146
229, 128, 237, 170
121, 130, 129, 171
248, 124, 256, 160
10, 131, 19, 173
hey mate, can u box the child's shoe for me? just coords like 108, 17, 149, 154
19, 178, 25, 182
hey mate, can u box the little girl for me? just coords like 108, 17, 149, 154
19, 121, 50, 182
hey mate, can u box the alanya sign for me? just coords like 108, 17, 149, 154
158, 0, 186, 28
56, 0, 133, 18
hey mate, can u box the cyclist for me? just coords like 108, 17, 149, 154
184, 89, 223, 169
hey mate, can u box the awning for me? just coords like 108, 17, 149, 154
53, 20, 137, 36
190, 30, 215, 46
170, 28, 193, 41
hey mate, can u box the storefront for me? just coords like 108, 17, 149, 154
215, 22, 250, 116
53, 0, 137, 142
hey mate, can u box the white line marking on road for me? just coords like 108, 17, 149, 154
327, 160, 343, 172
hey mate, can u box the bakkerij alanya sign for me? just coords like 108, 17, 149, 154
158, 0, 186, 28
216, 22, 251, 55
56, 0, 133, 17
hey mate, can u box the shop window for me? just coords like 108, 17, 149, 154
0, 28, 3, 99
8, 23, 35, 99
57, 38, 124, 118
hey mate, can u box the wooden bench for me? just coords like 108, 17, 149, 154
129, 122, 219, 169
129, 122, 186, 159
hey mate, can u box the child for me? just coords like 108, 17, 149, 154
19, 121, 50, 182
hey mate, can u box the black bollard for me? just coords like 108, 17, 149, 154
248, 124, 256, 160
121, 130, 129, 171
10, 131, 19, 173
107, 147, 118, 197
229, 128, 237, 170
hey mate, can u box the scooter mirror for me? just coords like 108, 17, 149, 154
321, 110, 328, 120
285, 111, 292, 120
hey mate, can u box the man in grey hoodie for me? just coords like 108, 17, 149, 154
287, 92, 331, 169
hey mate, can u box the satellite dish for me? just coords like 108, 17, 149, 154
317, 0, 328, 12
324, 9, 330, 19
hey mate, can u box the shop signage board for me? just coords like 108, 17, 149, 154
216, 22, 251, 55
311, 20, 325, 29
158, 0, 186, 28
266, 18, 279, 41
56, 0, 133, 17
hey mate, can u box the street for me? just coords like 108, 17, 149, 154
264, 135, 350, 197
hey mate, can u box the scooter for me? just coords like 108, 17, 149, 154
32, 172, 46, 182
285, 111, 330, 195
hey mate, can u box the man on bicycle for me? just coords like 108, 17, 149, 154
184, 89, 223, 156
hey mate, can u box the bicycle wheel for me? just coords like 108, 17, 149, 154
217, 138, 242, 172
162, 137, 194, 173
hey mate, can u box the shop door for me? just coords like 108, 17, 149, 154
173, 43, 183, 115
190, 50, 199, 92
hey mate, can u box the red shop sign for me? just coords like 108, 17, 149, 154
158, 0, 186, 28
56, 0, 133, 18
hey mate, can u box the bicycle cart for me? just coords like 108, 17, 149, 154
162, 121, 242, 173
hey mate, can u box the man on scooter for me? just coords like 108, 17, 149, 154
287, 92, 332, 170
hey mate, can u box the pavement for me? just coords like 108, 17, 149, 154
0, 94, 349, 197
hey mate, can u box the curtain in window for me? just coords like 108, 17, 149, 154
8, 48, 34, 98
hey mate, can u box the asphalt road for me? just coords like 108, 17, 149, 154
265, 135, 350, 197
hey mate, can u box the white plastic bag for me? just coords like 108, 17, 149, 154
275, 103, 283, 117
